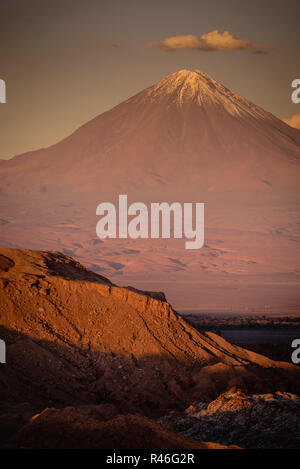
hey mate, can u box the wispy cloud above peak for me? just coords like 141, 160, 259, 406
149, 30, 266, 53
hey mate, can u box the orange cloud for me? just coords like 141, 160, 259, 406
283, 114, 300, 129
149, 30, 264, 53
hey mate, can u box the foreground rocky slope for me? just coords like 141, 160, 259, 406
0, 248, 300, 448
4, 408, 238, 449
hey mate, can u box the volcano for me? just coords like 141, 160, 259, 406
0, 70, 300, 311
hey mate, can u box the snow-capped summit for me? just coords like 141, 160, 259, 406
144, 69, 272, 120
146, 69, 229, 104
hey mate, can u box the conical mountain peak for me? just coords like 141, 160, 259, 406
142, 69, 272, 120
144, 69, 227, 105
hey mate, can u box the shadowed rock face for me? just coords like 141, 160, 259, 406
0, 254, 15, 272
3, 408, 239, 449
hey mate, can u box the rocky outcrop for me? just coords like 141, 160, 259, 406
159, 388, 300, 449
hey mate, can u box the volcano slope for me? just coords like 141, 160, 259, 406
0, 248, 300, 448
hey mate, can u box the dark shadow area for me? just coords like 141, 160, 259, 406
0, 254, 15, 272
1, 326, 300, 448
43, 251, 113, 285
234, 342, 293, 362
2, 409, 226, 450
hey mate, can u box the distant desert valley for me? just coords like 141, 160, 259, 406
1, 70, 300, 448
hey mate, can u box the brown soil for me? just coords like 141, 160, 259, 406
4, 407, 239, 449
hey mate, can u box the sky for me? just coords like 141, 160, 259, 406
0, 0, 300, 159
